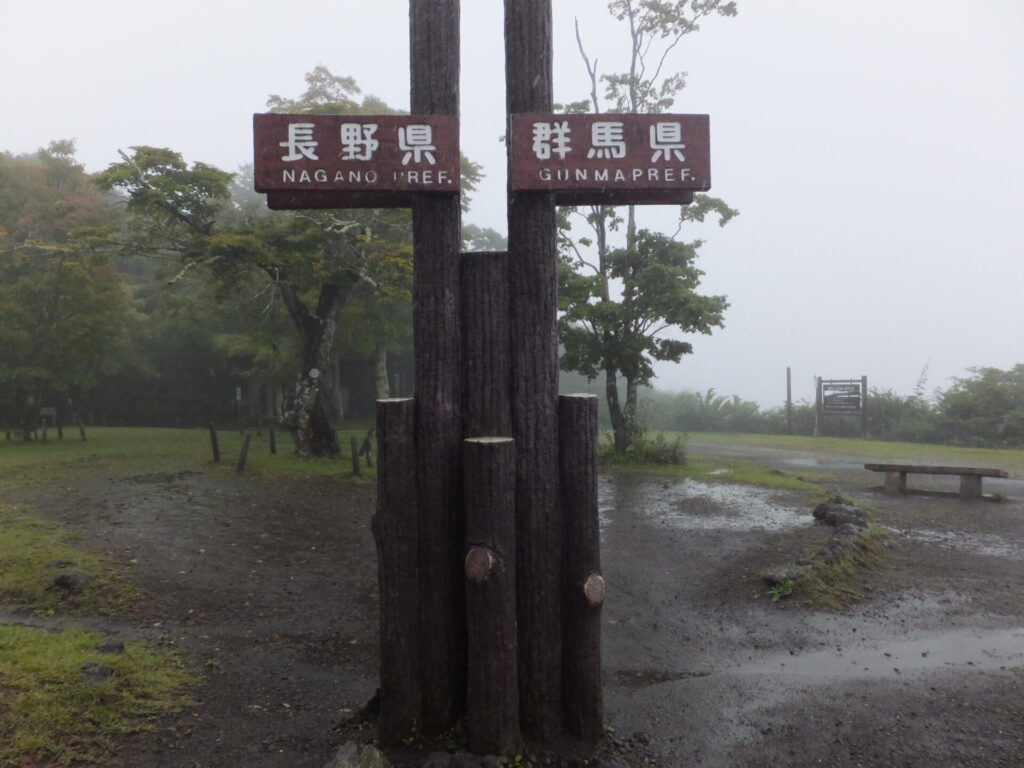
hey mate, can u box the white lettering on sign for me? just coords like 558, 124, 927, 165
650, 122, 686, 162
280, 123, 319, 162
277, 167, 453, 187
536, 166, 693, 183
587, 121, 626, 160
392, 169, 453, 185
532, 121, 572, 160
399, 124, 437, 165
340, 123, 380, 161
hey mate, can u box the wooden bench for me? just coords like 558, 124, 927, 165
864, 463, 1008, 499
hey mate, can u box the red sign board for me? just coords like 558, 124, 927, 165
253, 113, 459, 209
509, 113, 710, 206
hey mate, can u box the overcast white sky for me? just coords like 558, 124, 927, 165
3, 1, 1022, 407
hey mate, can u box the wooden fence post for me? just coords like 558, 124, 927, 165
208, 424, 220, 463
236, 432, 253, 473
350, 436, 361, 477
373, 398, 422, 745
269, 425, 277, 455
464, 437, 520, 755
360, 428, 374, 468
78, 421, 87, 442
559, 394, 604, 742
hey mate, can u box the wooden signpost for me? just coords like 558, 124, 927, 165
252, 0, 712, 755
509, 112, 710, 205
816, 376, 869, 438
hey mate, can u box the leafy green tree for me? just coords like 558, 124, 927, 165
0, 143, 129, 432
560, 0, 738, 452
935, 365, 1024, 447
95, 69, 423, 456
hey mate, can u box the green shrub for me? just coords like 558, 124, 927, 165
599, 430, 687, 466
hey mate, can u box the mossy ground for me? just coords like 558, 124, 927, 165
0, 624, 195, 766
0, 490, 199, 764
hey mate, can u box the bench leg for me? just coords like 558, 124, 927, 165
884, 471, 906, 494
959, 475, 982, 499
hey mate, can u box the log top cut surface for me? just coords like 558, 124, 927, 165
561, 393, 600, 400
864, 463, 1008, 478
465, 437, 514, 444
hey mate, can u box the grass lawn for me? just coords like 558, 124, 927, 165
0, 624, 195, 766
0, 499, 197, 765
684, 431, 1024, 475
0, 425, 376, 491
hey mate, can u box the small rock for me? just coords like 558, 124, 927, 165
45, 560, 75, 569
324, 742, 391, 768
421, 752, 453, 768
592, 758, 630, 768
478, 757, 503, 768
80, 663, 114, 685
95, 638, 126, 654
451, 752, 479, 768
53, 571, 93, 592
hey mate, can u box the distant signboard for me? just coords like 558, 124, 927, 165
820, 380, 864, 414
253, 113, 460, 209
39, 407, 57, 418
509, 113, 710, 205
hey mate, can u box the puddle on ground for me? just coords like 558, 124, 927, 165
733, 626, 1024, 679
885, 526, 1023, 559
598, 477, 807, 533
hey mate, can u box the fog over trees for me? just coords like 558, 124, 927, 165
2, 2, 1022, 451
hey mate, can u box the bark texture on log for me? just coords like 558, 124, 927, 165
410, 0, 465, 734
463, 437, 521, 756
462, 251, 512, 438
373, 399, 422, 745
236, 432, 253, 473
209, 425, 220, 463
559, 394, 603, 743
505, 0, 562, 739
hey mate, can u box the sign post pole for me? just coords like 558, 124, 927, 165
409, 0, 466, 735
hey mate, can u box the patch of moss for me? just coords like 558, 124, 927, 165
801, 525, 887, 608
0, 505, 136, 616
0, 624, 196, 766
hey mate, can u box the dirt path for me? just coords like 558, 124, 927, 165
4, 442, 1023, 767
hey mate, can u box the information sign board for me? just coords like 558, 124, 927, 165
821, 381, 863, 414
509, 113, 710, 205
253, 114, 459, 209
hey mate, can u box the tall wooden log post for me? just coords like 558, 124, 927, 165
410, 0, 466, 733
373, 398, 422, 745
559, 394, 604, 741
505, 0, 562, 738
463, 437, 521, 755
462, 251, 512, 439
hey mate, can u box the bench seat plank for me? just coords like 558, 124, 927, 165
864, 463, 1008, 478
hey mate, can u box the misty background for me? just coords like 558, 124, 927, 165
3, 0, 1022, 407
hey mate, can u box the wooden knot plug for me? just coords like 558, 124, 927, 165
465, 546, 497, 584
583, 573, 606, 607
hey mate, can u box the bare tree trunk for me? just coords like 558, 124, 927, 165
623, 373, 640, 439
604, 363, 630, 453
275, 277, 357, 457
374, 341, 390, 400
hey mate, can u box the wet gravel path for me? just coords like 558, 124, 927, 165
3, 440, 1023, 767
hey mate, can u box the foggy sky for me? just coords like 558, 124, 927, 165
3, 1, 1022, 407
